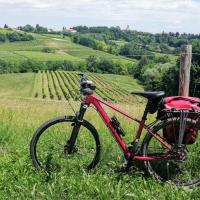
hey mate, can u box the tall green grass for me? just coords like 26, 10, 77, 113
0, 98, 197, 199
0, 73, 34, 97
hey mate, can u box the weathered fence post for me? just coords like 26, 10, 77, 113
178, 45, 192, 96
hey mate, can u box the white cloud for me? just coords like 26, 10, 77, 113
0, 0, 200, 33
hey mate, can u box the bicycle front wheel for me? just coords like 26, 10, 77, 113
30, 116, 101, 172
141, 118, 200, 188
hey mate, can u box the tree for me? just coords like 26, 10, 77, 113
133, 56, 149, 79
0, 33, 6, 42
4, 24, 8, 28
6, 32, 34, 42
86, 56, 123, 74
35, 24, 48, 34
18, 24, 35, 32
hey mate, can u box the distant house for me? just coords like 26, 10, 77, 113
68, 28, 77, 33
48, 29, 54, 32
63, 27, 77, 33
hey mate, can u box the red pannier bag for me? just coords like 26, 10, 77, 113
158, 96, 200, 144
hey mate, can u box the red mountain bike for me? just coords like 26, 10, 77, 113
30, 74, 200, 187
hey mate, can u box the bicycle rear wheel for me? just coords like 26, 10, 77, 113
141, 118, 200, 187
30, 116, 101, 172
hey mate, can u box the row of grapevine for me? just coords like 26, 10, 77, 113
88, 74, 118, 102
46, 71, 56, 99
92, 74, 129, 97
91, 74, 135, 103
54, 71, 70, 100
42, 70, 50, 99
33, 70, 134, 103
59, 71, 78, 100
50, 71, 63, 100
33, 70, 42, 98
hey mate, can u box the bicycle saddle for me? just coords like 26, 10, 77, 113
131, 91, 165, 99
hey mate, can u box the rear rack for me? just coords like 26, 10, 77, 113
162, 109, 200, 115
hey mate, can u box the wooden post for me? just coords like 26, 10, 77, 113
178, 45, 192, 96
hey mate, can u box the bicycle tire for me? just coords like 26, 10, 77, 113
30, 116, 101, 171
141, 117, 200, 187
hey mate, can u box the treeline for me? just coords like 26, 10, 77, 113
0, 32, 34, 42
86, 56, 126, 74
0, 59, 84, 74
71, 33, 172, 63
72, 26, 200, 55
71, 33, 156, 59
132, 40, 200, 97
70, 30, 175, 58
0, 56, 129, 75
72, 34, 118, 55
17, 24, 48, 34
73, 26, 200, 46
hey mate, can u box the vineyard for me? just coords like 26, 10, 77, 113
33, 71, 136, 103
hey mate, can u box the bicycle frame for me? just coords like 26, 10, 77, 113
83, 94, 176, 161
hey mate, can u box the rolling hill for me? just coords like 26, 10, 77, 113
0, 29, 136, 68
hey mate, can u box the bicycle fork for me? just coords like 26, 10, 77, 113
65, 103, 88, 154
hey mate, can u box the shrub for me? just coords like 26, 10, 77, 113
41, 47, 55, 53
19, 60, 45, 73
0, 33, 6, 42
86, 56, 123, 74
6, 32, 34, 42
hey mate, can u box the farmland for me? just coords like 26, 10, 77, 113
0, 29, 136, 67
32, 71, 141, 103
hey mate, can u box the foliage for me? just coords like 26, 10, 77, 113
41, 47, 55, 53
6, 32, 34, 42
0, 31, 34, 43
0, 59, 15, 74
86, 56, 124, 74
133, 56, 149, 79
119, 43, 154, 60
192, 40, 200, 65
143, 58, 200, 97
35, 24, 48, 34
154, 55, 170, 64
19, 60, 45, 73
18, 24, 48, 34
72, 26, 200, 56
72, 34, 118, 55
0, 59, 86, 74
18, 24, 35, 32
0, 33, 6, 42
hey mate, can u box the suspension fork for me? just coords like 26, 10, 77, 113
67, 103, 88, 153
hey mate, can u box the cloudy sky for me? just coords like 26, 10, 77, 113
0, 0, 200, 33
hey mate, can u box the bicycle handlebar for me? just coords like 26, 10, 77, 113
78, 73, 96, 95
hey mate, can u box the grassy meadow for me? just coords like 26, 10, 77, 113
0, 72, 199, 199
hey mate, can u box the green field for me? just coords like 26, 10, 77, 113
0, 29, 136, 67
0, 72, 199, 199
31, 71, 142, 104
0, 73, 35, 97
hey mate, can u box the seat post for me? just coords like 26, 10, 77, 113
142, 100, 150, 120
